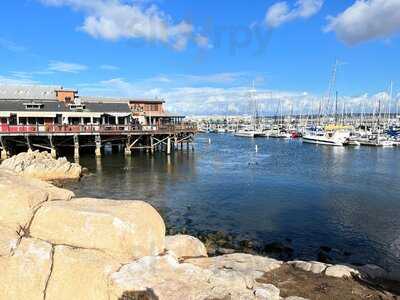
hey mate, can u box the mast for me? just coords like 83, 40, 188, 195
335, 91, 338, 125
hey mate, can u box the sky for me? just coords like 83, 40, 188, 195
0, 0, 400, 115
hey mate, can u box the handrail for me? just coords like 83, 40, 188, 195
0, 124, 197, 134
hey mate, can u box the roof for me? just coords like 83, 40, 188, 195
129, 99, 165, 104
82, 96, 165, 104
0, 99, 131, 114
0, 85, 59, 100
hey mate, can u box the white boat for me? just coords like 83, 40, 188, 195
234, 129, 255, 138
302, 130, 350, 146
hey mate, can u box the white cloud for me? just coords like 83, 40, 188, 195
100, 64, 119, 70
325, 0, 400, 45
39, 0, 210, 50
48, 61, 88, 73
265, 0, 323, 28
76, 76, 398, 116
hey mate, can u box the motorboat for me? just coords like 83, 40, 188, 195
302, 130, 350, 146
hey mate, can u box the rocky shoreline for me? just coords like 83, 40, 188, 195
0, 150, 82, 181
0, 153, 399, 299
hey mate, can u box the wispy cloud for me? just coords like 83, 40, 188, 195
39, 0, 211, 51
100, 64, 119, 71
265, 0, 324, 28
325, 0, 400, 45
0, 37, 26, 52
48, 61, 88, 73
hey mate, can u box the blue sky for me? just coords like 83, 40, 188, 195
0, 0, 400, 115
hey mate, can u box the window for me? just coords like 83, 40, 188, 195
68, 104, 86, 111
24, 103, 44, 110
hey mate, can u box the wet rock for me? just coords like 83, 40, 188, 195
264, 241, 294, 259
317, 250, 333, 263
358, 264, 388, 279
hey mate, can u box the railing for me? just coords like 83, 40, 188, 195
0, 123, 197, 134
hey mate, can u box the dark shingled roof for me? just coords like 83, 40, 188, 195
0, 99, 131, 113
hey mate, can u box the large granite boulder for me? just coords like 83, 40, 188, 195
0, 238, 53, 300
0, 169, 73, 231
165, 234, 208, 259
108, 253, 272, 300
46, 245, 121, 300
30, 198, 166, 262
0, 150, 82, 180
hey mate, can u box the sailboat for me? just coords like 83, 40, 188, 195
302, 61, 350, 146
234, 82, 262, 138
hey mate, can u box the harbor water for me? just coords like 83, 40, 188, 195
65, 133, 400, 272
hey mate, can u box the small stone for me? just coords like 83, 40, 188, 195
325, 265, 360, 278
216, 247, 236, 255
288, 261, 312, 272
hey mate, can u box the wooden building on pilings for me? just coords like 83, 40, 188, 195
0, 86, 196, 159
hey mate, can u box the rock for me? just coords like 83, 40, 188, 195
30, 198, 165, 262
45, 245, 121, 300
288, 260, 327, 274
185, 253, 282, 279
109, 254, 259, 300
216, 247, 236, 255
288, 261, 312, 272
0, 238, 53, 300
285, 297, 310, 300
325, 265, 360, 278
0, 225, 21, 256
358, 264, 388, 279
0, 169, 73, 231
0, 150, 82, 180
165, 234, 207, 259
254, 284, 280, 300
309, 261, 328, 274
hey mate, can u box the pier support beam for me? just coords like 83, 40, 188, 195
73, 135, 80, 159
95, 135, 101, 158
26, 136, 32, 152
0, 137, 8, 160
167, 136, 171, 155
150, 136, 154, 154
125, 135, 132, 156
49, 136, 56, 158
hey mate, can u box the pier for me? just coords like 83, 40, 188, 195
0, 86, 197, 159
0, 124, 196, 159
